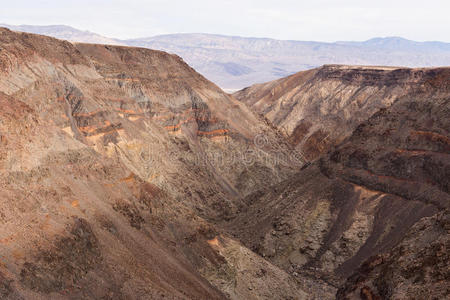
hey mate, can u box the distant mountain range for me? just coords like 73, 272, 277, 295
2, 24, 450, 90
0, 24, 124, 46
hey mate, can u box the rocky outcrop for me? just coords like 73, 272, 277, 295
337, 209, 450, 299
1, 27, 449, 300
235, 65, 449, 162
0, 28, 303, 299
227, 71, 450, 298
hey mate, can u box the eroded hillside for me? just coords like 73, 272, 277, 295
231, 66, 450, 298
337, 209, 449, 299
235, 65, 449, 162
0, 28, 304, 299
0, 27, 449, 300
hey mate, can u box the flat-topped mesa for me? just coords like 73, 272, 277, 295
235, 64, 450, 161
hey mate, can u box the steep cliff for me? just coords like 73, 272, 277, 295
337, 209, 449, 299
1, 27, 449, 300
230, 67, 450, 298
0, 28, 303, 299
235, 65, 449, 162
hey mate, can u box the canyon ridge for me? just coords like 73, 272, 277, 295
0, 28, 448, 299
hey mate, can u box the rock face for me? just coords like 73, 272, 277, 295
232, 66, 450, 298
235, 65, 450, 162
0, 27, 449, 300
336, 209, 450, 299
0, 28, 303, 299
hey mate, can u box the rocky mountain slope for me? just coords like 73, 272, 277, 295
235, 65, 449, 162
0, 27, 449, 300
3, 24, 450, 90
0, 27, 304, 299
231, 66, 450, 298
337, 209, 449, 299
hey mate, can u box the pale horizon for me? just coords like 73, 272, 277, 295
4, 23, 450, 44
2, 0, 450, 42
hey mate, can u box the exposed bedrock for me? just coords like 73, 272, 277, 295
0, 27, 449, 299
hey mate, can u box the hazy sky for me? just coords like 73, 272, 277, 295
2, 0, 450, 41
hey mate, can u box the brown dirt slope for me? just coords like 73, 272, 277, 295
1, 26, 449, 300
235, 65, 450, 162
336, 209, 449, 299
0, 27, 305, 299
227, 70, 450, 298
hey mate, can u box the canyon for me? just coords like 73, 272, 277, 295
0, 27, 448, 299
